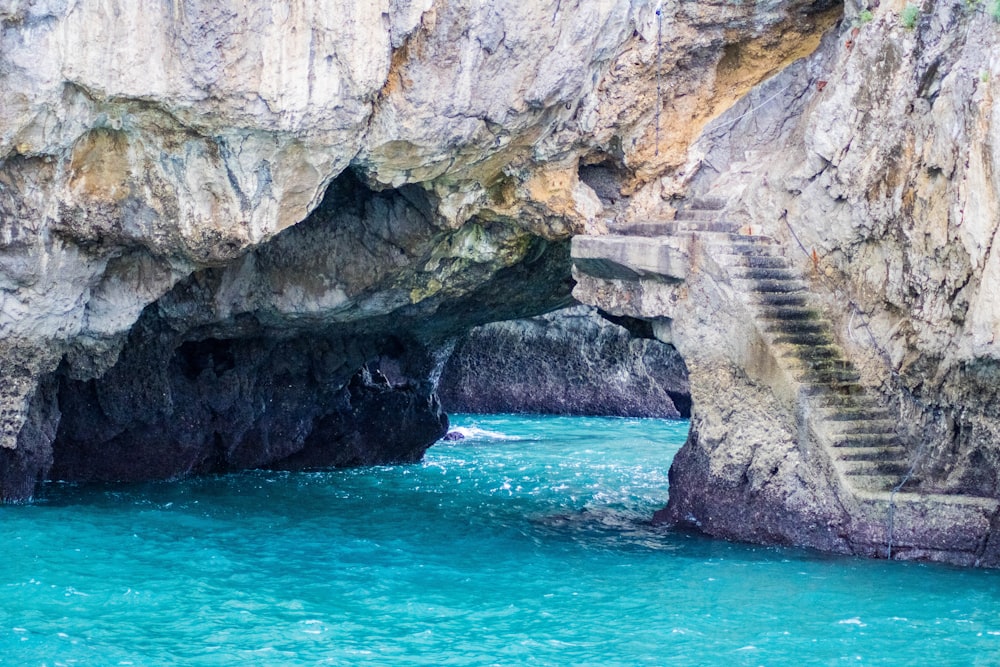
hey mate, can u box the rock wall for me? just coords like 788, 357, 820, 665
0, 0, 840, 499
672, 0, 1000, 500
570, 0, 1000, 565
438, 305, 690, 418
4, 0, 1000, 570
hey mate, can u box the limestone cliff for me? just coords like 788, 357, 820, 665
0, 0, 839, 499
439, 305, 690, 418
9, 0, 1000, 568
572, 0, 1000, 566
676, 0, 1000, 518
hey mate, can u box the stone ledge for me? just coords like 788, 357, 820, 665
571, 235, 690, 282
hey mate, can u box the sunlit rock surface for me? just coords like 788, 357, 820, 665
677, 0, 1000, 503
0, 0, 839, 499
5, 0, 1000, 570
575, 0, 1000, 566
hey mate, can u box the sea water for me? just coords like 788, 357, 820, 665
2, 414, 999, 666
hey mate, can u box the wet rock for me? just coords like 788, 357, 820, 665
574, 0, 1000, 564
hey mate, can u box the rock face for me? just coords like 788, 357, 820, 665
573, 1, 1000, 567
5, 0, 1000, 568
0, 0, 838, 500
438, 305, 690, 417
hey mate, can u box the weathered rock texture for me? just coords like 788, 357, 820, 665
574, 0, 1000, 566
6, 0, 1000, 567
0, 0, 840, 499
438, 305, 690, 417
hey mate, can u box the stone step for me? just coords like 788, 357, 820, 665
753, 293, 810, 308
681, 219, 740, 233
796, 367, 863, 384
786, 354, 851, 371
619, 220, 739, 236
721, 243, 782, 257
835, 445, 908, 461
673, 209, 736, 224
687, 196, 727, 210
832, 432, 898, 447
845, 474, 917, 493
800, 381, 865, 396
730, 268, 800, 281
727, 255, 790, 269
758, 306, 823, 321
785, 357, 855, 380
821, 407, 891, 421
785, 350, 851, 366
812, 392, 882, 408
772, 332, 835, 346
716, 252, 781, 267
728, 234, 774, 244
673, 209, 717, 221
781, 344, 843, 359
855, 489, 999, 506
803, 383, 866, 398
740, 280, 809, 294
825, 419, 898, 434
764, 319, 827, 334
842, 460, 911, 476
614, 222, 673, 237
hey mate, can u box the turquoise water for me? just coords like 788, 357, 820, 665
2, 414, 1000, 666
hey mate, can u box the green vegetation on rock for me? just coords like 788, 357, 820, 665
901, 4, 921, 29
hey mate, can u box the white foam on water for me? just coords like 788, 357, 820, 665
838, 618, 866, 626
448, 426, 522, 441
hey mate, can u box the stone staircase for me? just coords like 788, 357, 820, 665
621, 199, 985, 502
576, 199, 1000, 561
716, 228, 913, 495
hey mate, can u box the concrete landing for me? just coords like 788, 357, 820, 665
571, 235, 690, 282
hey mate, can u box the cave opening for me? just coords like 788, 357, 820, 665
19, 149, 691, 521
578, 153, 631, 213
31, 160, 584, 497
433, 299, 695, 535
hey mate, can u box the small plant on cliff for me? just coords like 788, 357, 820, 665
854, 9, 874, 27
901, 3, 921, 29
991, 0, 1000, 21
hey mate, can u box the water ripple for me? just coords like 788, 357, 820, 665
1, 415, 999, 665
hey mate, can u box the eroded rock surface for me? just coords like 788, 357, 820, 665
679, 0, 1000, 525
0, 0, 839, 499
670, 1, 1000, 504
575, 0, 1000, 566
3, 0, 1000, 572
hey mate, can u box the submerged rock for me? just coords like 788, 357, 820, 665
438, 305, 690, 418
